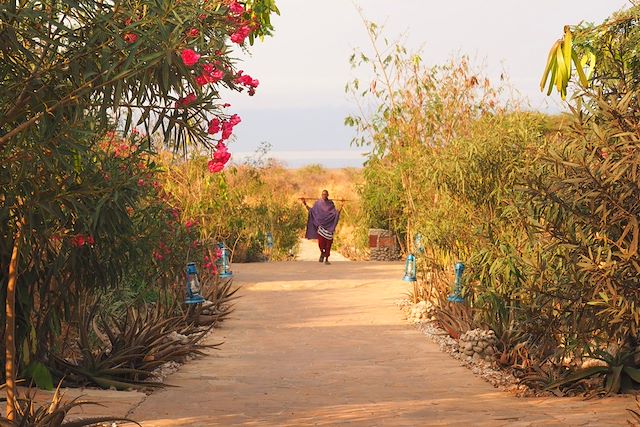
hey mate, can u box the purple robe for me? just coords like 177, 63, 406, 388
305, 199, 340, 240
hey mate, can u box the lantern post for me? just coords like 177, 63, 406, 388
185, 262, 205, 305
447, 262, 465, 303
414, 233, 425, 254
402, 253, 417, 282
217, 242, 233, 279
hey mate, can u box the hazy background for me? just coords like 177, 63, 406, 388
225, 0, 630, 168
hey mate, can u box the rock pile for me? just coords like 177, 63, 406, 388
407, 300, 436, 323
369, 246, 401, 261
201, 299, 219, 316
459, 329, 498, 361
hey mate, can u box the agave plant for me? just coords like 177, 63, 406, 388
0, 382, 139, 426
51, 302, 219, 390
546, 347, 640, 396
433, 297, 476, 340
628, 396, 640, 425
188, 277, 240, 325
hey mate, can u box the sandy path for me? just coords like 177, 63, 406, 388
127, 261, 633, 426
295, 237, 349, 262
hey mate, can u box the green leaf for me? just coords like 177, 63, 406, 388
546, 366, 607, 390
623, 366, 640, 383
25, 362, 54, 390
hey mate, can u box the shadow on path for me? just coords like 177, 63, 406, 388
127, 261, 633, 426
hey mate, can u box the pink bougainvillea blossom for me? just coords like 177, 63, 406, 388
209, 69, 224, 82
181, 49, 201, 67
195, 74, 209, 86
230, 25, 251, 44
213, 143, 231, 163
228, 114, 241, 126
208, 118, 221, 135
207, 143, 231, 173
123, 33, 138, 44
220, 122, 233, 141
229, 1, 244, 14
208, 159, 225, 173
71, 234, 94, 247
196, 64, 224, 87
186, 28, 200, 38
203, 63, 215, 74
234, 71, 259, 88
175, 93, 197, 108
218, 114, 241, 141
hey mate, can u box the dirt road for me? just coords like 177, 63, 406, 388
125, 258, 633, 426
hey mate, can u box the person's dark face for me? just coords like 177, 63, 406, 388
321, 191, 329, 200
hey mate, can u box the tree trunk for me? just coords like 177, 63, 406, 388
5, 220, 22, 421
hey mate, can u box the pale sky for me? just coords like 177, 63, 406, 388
225, 0, 630, 167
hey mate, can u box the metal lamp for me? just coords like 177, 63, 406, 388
266, 232, 274, 249
217, 242, 233, 279
185, 262, 205, 304
414, 233, 425, 254
402, 253, 417, 282
447, 262, 465, 303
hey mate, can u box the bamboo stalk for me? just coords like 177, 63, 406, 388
5, 219, 23, 421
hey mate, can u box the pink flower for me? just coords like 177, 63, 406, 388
203, 63, 215, 74
198, 13, 208, 21
137, 178, 145, 187
228, 114, 241, 126
71, 234, 94, 247
234, 71, 259, 89
229, 1, 244, 14
175, 93, 197, 108
209, 69, 224, 83
230, 25, 251, 44
123, 33, 138, 44
219, 115, 241, 141
196, 74, 209, 86
207, 144, 231, 173
221, 122, 233, 141
208, 159, 225, 173
208, 118, 221, 135
181, 49, 201, 67
186, 28, 200, 38
214, 150, 231, 164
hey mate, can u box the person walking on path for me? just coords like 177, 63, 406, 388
302, 190, 342, 265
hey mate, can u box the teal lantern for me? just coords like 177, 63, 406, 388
447, 262, 465, 303
217, 242, 233, 279
185, 262, 205, 305
414, 233, 425, 254
402, 253, 417, 282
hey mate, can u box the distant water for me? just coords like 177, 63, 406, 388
231, 149, 368, 168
